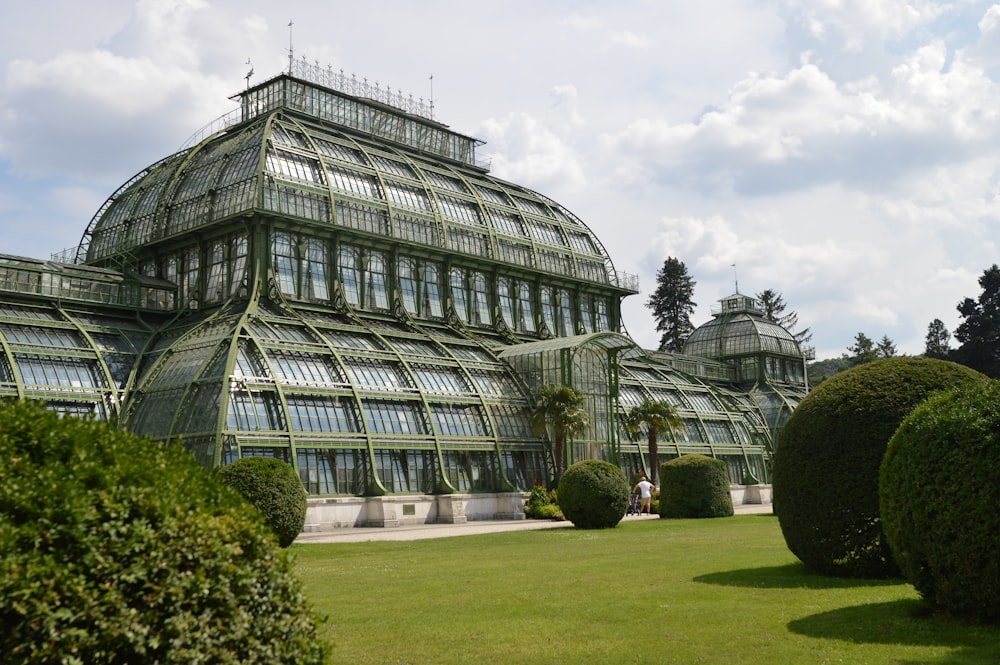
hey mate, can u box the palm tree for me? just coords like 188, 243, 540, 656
530, 384, 589, 485
623, 399, 682, 485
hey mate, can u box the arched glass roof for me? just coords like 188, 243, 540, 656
615, 356, 772, 483
0, 301, 152, 417
80, 76, 634, 295
123, 299, 543, 493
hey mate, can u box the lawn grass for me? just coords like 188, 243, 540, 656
292, 515, 1000, 665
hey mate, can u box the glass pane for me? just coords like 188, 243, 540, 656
339, 245, 360, 305
304, 238, 328, 301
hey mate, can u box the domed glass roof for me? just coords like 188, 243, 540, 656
683, 293, 802, 360
79, 75, 626, 293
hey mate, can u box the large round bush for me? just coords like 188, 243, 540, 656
557, 459, 629, 529
0, 400, 329, 664
659, 454, 734, 518
880, 382, 1000, 622
773, 357, 987, 578
219, 456, 308, 547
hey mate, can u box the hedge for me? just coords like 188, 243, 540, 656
659, 454, 734, 518
773, 357, 988, 578
557, 459, 629, 528
0, 400, 329, 664
218, 456, 308, 547
880, 382, 1000, 622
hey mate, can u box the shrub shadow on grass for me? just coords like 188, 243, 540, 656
787, 600, 1000, 653
694, 563, 904, 590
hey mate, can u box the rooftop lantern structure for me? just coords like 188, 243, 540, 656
0, 61, 808, 525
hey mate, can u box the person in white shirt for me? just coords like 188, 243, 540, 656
633, 475, 655, 514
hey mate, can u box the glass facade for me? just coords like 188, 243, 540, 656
0, 70, 809, 501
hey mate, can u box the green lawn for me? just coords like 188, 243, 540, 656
292, 515, 999, 665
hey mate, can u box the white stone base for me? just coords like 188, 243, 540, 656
302, 492, 526, 533
730, 484, 773, 506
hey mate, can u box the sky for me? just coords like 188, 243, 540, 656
3, 0, 1000, 360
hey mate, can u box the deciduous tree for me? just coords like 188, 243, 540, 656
952, 264, 1000, 377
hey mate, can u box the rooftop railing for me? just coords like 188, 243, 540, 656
290, 57, 435, 120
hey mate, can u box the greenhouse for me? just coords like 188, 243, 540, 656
0, 60, 809, 529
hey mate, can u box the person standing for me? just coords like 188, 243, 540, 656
633, 475, 655, 515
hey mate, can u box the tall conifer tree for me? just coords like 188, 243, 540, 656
924, 318, 950, 359
646, 257, 696, 352
756, 288, 812, 344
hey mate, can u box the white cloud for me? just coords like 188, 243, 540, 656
783, 0, 946, 50
8, 51, 179, 117
548, 83, 586, 130
601, 40, 1000, 201
480, 112, 586, 192
604, 30, 653, 51
562, 13, 602, 32
0, 0, 288, 187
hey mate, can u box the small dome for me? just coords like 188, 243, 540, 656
683, 293, 802, 360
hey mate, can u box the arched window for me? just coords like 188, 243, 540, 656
471, 272, 490, 325
516, 280, 536, 333
498, 277, 515, 326
580, 296, 593, 334
558, 289, 573, 336
398, 257, 419, 313
450, 268, 467, 323
394, 255, 448, 319
541, 285, 556, 334
365, 251, 389, 309
497, 277, 537, 334
304, 237, 328, 300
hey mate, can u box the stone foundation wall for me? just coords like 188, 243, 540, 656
302, 486, 772, 533
302, 492, 527, 532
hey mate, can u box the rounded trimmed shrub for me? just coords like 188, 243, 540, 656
0, 400, 329, 664
659, 454, 734, 518
557, 459, 629, 529
880, 381, 1000, 622
218, 456, 308, 547
773, 357, 988, 578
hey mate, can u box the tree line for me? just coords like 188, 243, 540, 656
921, 264, 1000, 377
830, 265, 1000, 378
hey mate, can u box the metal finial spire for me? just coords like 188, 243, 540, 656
287, 20, 294, 74
429, 74, 434, 120
732, 264, 739, 294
